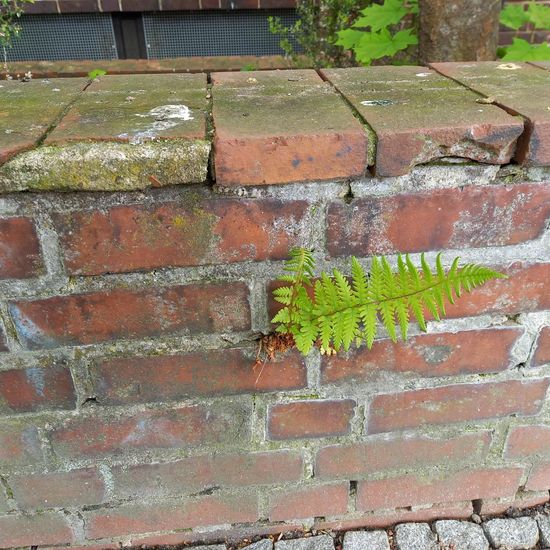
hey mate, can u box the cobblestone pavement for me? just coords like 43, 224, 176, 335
182, 505, 550, 550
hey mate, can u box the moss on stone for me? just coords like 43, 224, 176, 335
0, 139, 211, 193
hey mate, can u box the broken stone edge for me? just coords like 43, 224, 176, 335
0, 139, 211, 192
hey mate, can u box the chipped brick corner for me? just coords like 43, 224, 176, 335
0, 62, 549, 548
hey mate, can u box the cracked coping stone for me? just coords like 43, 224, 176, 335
434, 520, 489, 550
395, 523, 438, 550
343, 530, 390, 550
0, 73, 210, 192
483, 517, 539, 549
275, 535, 334, 550
538, 514, 550, 547
0, 77, 87, 164
320, 65, 524, 177
431, 62, 550, 166
211, 69, 370, 186
529, 61, 550, 70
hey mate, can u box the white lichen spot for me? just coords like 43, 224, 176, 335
497, 63, 522, 70
146, 104, 194, 121
361, 99, 396, 107
415, 72, 431, 77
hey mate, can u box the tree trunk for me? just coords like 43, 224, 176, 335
418, 0, 501, 64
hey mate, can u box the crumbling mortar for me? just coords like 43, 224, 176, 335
0, 475, 16, 512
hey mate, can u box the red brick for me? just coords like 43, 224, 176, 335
367, 379, 549, 434
85, 493, 258, 539
0, 364, 76, 414
321, 66, 522, 176
322, 328, 522, 385
525, 462, 550, 491
479, 490, 550, 514
54, 199, 310, 276
92, 348, 306, 405
0, 423, 43, 468
268, 482, 349, 521
46, 73, 205, 145
0, 512, 74, 547
212, 70, 368, 186
431, 62, 550, 166
268, 400, 355, 440
10, 468, 105, 510
533, 327, 550, 366
327, 183, 550, 256
314, 501, 473, 531
316, 432, 491, 479
0, 217, 43, 280
49, 403, 251, 459
357, 467, 523, 511
506, 425, 550, 458
112, 450, 302, 499
9, 282, 250, 349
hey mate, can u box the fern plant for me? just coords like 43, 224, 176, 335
272, 248, 505, 356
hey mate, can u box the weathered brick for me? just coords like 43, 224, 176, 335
533, 327, 550, 366
268, 263, 550, 323
212, 70, 368, 185
367, 379, 549, 434
314, 501, 473, 531
9, 282, 251, 349
327, 183, 550, 256
479, 490, 549, 515
10, 468, 106, 510
54, 199, 310, 275
506, 425, 550, 458
0, 217, 43, 279
0, 512, 74, 547
268, 399, 355, 440
84, 493, 259, 539
268, 482, 349, 521
525, 462, 550, 491
316, 432, 491, 479
48, 403, 251, 459
432, 62, 550, 166
321, 66, 522, 176
356, 467, 523, 511
321, 328, 522, 385
112, 450, 303, 499
92, 348, 306, 406
0, 78, 86, 166
0, 364, 76, 414
0, 423, 43, 468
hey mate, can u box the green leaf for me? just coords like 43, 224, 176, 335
353, 29, 398, 64
527, 3, 550, 29
336, 29, 365, 49
392, 28, 418, 50
353, 0, 409, 32
500, 4, 529, 30
88, 69, 107, 80
501, 38, 550, 61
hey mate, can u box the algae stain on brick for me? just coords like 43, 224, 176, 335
0, 139, 210, 192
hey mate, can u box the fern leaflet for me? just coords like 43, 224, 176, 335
272, 249, 505, 355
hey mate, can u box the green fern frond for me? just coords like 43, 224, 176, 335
272, 249, 506, 355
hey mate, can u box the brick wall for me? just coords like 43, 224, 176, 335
0, 62, 549, 547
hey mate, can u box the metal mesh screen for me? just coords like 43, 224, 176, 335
6, 14, 117, 62
143, 10, 300, 58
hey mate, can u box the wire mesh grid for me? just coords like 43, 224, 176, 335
6, 13, 118, 62
143, 9, 300, 58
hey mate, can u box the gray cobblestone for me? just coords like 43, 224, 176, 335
343, 530, 390, 550
395, 523, 438, 550
483, 517, 539, 549
538, 514, 550, 547
434, 520, 489, 550
243, 541, 274, 550
275, 535, 334, 550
